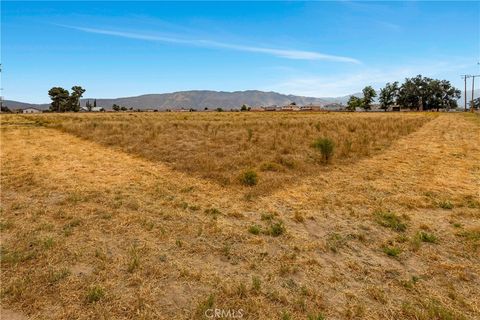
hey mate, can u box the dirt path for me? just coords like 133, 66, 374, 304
1, 114, 479, 319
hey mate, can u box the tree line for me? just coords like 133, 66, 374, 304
347, 75, 461, 111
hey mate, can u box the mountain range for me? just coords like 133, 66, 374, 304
3, 89, 478, 111
3, 90, 355, 110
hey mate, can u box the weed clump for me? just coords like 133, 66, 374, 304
86, 285, 105, 303
416, 231, 438, 243
248, 224, 261, 235
375, 211, 407, 232
439, 200, 454, 210
312, 137, 335, 163
240, 170, 258, 186
382, 246, 401, 257
269, 221, 285, 237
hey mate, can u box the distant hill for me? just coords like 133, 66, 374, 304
2, 100, 49, 110
3, 89, 478, 111
3, 90, 340, 111
78, 90, 334, 110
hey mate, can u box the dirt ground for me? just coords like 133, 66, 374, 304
1, 113, 479, 319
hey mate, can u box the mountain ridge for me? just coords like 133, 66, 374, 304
2, 90, 349, 110
3, 89, 478, 110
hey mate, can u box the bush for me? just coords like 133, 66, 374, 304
312, 138, 335, 163
86, 285, 105, 303
248, 224, 261, 235
417, 231, 437, 243
439, 200, 453, 209
269, 221, 285, 237
382, 246, 401, 257
375, 211, 407, 232
240, 170, 258, 186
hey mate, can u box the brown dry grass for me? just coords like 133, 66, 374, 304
31, 112, 432, 193
1, 112, 479, 320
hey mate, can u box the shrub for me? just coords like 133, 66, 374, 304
439, 200, 453, 209
312, 138, 335, 163
375, 211, 407, 232
417, 231, 438, 243
248, 224, 261, 235
252, 276, 261, 291
269, 221, 285, 237
383, 246, 401, 257
86, 285, 105, 303
240, 170, 258, 186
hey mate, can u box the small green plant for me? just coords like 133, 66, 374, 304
439, 200, 453, 209
382, 246, 401, 257
42, 237, 55, 249
260, 162, 282, 172
240, 170, 258, 186
375, 211, 407, 232
281, 311, 291, 320
269, 221, 285, 237
308, 313, 326, 320
236, 283, 247, 298
204, 207, 221, 218
0, 220, 13, 231
196, 294, 215, 317
252, 276, 261, 292
248, 224, 261, 235
86, 285, 105, 303
312, 137, 335, 163
47, 268, 71, 284
247, 128, 253, 141
261, 213, 275, 221
127, 246, 140, 273
417, 231, 438, 243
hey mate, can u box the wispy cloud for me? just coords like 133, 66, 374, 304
60, 25, 360, 64
266, 59, 473, 97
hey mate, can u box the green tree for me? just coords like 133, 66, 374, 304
86, 100, 92, 111
397, 75, 460, 111
93, 99, 97, 108
48, 87, 70, 112
362, 86, 377, 110
346, 96, 363, 111
379, 82, 399, 111
429, 79, 460, 110
397, 75, 431, 110
69, 86, 86, 112
470, 97, 480, 110
120, 106, 127, 111
112, 104, 120, 111
241, 104, 248, 111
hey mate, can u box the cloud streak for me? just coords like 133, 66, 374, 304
61, 25, 360, 64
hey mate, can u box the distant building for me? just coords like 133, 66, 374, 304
80, 106, 104, 112
22, 107, 41, 114
263, 105, 278, 111
300, 104, 322, 111
281, 104, 300, 111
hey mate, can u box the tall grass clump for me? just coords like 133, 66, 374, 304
312, 137, 335, 163
240, 170, 258, 186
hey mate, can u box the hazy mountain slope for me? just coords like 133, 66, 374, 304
4, 89, 478, 110
79, 90, 331, 109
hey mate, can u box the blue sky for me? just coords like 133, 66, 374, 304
2, 1, 479, 103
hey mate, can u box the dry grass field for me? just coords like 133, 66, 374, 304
30, 112, 431, 194
1, 112, 479, 320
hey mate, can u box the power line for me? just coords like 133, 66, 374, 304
461, 75, 470, 111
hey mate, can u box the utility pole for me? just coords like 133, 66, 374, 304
470, 74, 480, 111
461, 75, 470, 111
